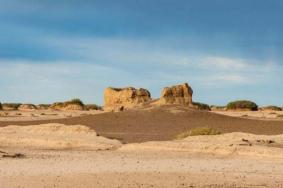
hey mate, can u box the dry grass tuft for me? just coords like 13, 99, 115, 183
176, 127, 221, 139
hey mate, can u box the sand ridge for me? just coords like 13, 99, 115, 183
120, 132, 283, 159
0, 123, 122, 150
1, 123, 283, 159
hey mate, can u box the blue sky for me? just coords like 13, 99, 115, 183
0, 0, 283, 106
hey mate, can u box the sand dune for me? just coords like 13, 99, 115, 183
0, 123, 121, 150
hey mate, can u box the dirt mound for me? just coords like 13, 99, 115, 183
0, 123, 121, 150
50, 99, 85, 111
120, 132, 283, 158
18, 104, 37, 111
104, 87, 151, 111
159, 83, 193, 106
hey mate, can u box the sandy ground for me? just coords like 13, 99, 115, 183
212, 110, 283, 120
0, 124, 121, 150
1, 106, 283, 143
1, 149, 283, 188
1, 123, 283, 188
0, 109, 104, 121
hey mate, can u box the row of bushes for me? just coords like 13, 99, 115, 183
194, 100, 282, 111
0, 99, 102, 111
193, 100, 259, 111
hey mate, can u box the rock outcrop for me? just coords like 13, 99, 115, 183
104, 87, 151, 111
18, 104, 37, 111
159, 83, 193, 106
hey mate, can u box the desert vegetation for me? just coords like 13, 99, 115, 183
85, 104, 102, 111
2, 103, 22, 110
50, 98, 85, 110
226, 100, 258, 111
260, 106, 282, 111
192, 102, 211, 110
176, 127, 221, 139
37, 104, 51, 110
0, 102, 2, 110
210, 105, 226, 111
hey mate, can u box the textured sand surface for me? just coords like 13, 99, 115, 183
212, 110, 283, 120
1, 149, 283, 188
1, 123, 283, 187
1, 106, 283, 143
0, 123, 121, 150
0, 110, 104, 121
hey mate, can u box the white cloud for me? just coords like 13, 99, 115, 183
1, 35, 283, 104
200, 56, 249, 70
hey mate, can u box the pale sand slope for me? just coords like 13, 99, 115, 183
120, 132, 283, 159
0, 110, 105, 121
1, 124, 283, 187
212, 110, 283, 120
0, 123, 121, 150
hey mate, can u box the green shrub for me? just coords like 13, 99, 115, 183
85, 104, 102, 111
193, 102, 211, 111
260, 106, 282, 111
176, 127, 221, 139
226, 100, 258, 111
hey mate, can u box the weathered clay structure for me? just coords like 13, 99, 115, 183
159, 83, 193, 106
104, 87, 151, 111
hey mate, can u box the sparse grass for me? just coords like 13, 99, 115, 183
226, 100, 258, 111
277, 114, 283, 118
193, 102, 211, 111
85, 104, 102, 111
176, 127, 221, 139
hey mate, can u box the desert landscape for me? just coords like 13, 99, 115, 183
1, 83, 283, 188
1, 1, 283, 187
